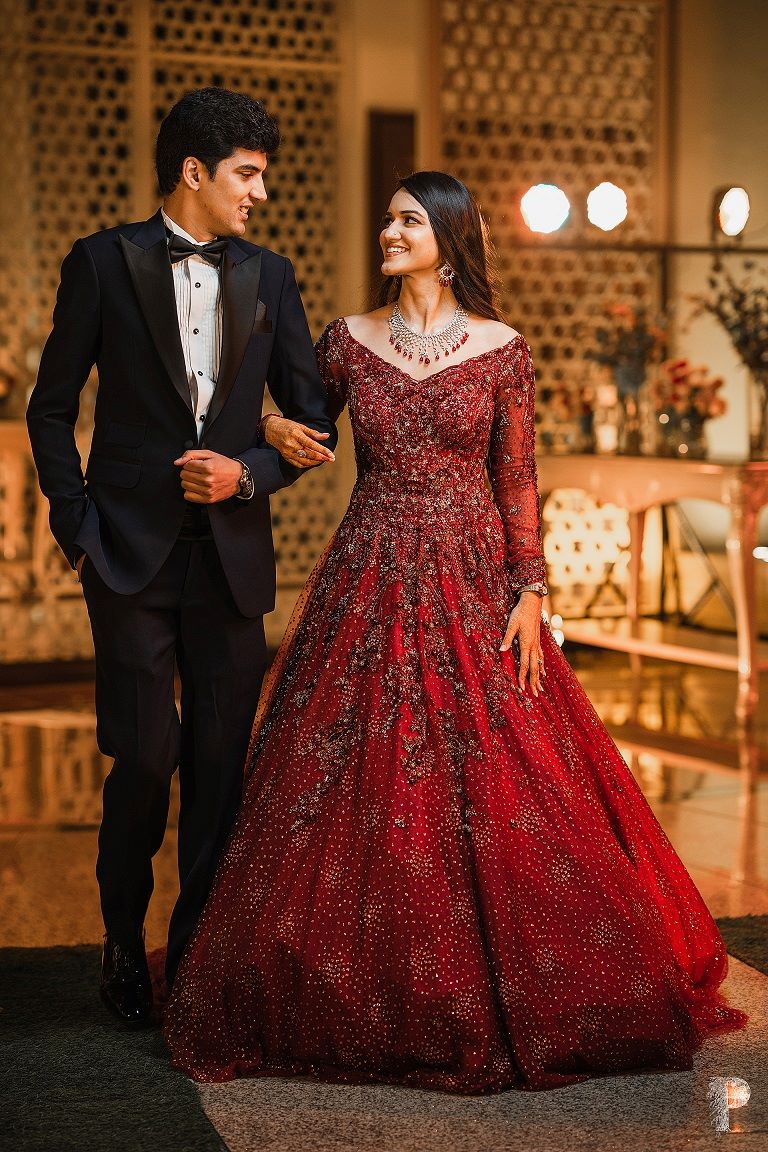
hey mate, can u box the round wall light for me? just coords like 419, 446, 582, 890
714, 186, 750, 238
521, 184, 570, 234
587, 181, 628, 231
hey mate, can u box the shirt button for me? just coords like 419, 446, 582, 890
193, 328, 199, 334
194, 282, 201, 289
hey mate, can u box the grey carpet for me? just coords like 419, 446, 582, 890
715, 916, 768, 975
0, 946, 225, 1152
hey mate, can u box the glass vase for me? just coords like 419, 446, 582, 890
749, 374, 768, 460
617, 392, 642, 455
655, 409, 708, 460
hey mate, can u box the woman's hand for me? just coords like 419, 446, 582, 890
499, 591, 545, 697
262, 414, 335, 469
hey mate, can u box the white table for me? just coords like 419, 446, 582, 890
537, 454, 768, 722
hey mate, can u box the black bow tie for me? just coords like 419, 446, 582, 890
168, 234, 228, 267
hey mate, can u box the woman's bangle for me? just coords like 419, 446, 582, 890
517, 582, 548, 598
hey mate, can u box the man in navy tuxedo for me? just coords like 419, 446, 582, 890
27, 87, 337, 1023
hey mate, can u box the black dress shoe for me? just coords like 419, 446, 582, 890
100, 931, 153, 1027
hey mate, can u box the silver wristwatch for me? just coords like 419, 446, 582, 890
235, 459, 254, 501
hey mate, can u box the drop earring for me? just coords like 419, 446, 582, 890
437, 263, 456, 287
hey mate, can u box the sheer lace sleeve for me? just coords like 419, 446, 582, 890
314, 319, 348, 423
488, 337, 548, 594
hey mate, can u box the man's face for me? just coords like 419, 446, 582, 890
195, 148, 269, 237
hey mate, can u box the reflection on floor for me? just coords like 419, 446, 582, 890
1, 652, 766, 952
0, 597, 94, 664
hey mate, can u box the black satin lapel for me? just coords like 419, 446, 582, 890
208, 250, 263, 427
119, 234, 192, 413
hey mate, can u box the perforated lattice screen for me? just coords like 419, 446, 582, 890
149, 0, 336, 60
0, 0, 341, 593
439, 0, 663, 380
438, 0, 666, 609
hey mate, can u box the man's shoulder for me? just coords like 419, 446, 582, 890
67, 218, 163, 267
77, 218, 153, 247
231, 237, 290, 271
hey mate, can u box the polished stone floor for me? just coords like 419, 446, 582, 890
1, 652, 766, 1150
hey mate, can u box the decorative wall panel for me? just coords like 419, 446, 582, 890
438, 0, 666, 611
0, 0, 342, 633
0, 50, 33, 413
440, 1, 660, 242
27, 0, 135, 48
28, 53, 136, 311
149, 0, 335, 61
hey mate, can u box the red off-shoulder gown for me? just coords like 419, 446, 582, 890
163, 318, 747, 1093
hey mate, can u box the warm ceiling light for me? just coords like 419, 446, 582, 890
712, 186, 750, 238
520, 184, 570, 234
587, 181, 628, 231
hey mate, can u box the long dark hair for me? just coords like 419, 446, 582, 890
373, 171, 503, 320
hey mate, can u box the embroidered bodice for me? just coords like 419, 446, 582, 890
316, 317, 547, 594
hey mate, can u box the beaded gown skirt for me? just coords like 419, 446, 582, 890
163, 319, 747, 1093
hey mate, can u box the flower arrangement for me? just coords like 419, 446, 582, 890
689, 259, 768, 457
583, 303, 666, 454
651, 358, 727, 458
586, 303, 666, 397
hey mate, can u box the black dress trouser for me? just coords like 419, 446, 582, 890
81, 535, 269, 984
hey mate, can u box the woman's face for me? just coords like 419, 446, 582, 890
380, 189, 440, 279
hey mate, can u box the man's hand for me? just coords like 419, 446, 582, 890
173, 450, 244, 503
262, 413, 335, 469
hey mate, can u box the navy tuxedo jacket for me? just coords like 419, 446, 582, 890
26, 210, 337, 617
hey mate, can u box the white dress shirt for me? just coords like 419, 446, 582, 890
161, 208, 222, 442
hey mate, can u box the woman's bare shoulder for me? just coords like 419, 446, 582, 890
342, 309, 389, 340
467, 316, 522, 352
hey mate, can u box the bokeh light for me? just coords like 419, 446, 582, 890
521, 184, 570, 234
717, 187, 750, 237
587, 181, 628, 231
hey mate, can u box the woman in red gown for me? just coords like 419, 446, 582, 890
163, 172, 747, 1093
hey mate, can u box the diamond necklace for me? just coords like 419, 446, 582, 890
388, 302, 469, 367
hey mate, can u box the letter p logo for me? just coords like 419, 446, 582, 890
708, 1076, 751, 1133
